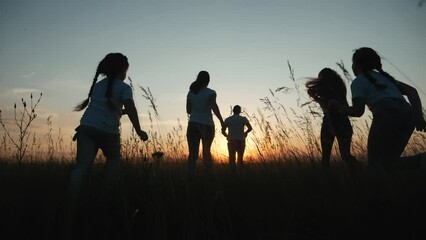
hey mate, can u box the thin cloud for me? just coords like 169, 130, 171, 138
22, 72, 36, 79
11, 88, 41, 94
0, 88, 42, 98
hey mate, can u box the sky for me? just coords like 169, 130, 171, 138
0, 0, 425, 157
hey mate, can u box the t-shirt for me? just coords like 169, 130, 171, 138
224, 115, 249, 141
187, 87, 216, 126
351, 71, 406, 108
80, 78, 133, 134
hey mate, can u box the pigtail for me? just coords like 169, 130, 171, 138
74, 70, 100, 111
362, 70, 387, 90
74, 53, 128, 111
377, 67, 398, 87
106, 77, 115, 109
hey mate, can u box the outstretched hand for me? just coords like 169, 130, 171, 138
136, 129, 149, 141
221, 127, 228, 138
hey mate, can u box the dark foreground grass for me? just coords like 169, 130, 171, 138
1, 159, 426, 240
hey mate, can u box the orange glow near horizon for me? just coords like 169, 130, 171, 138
210, 135, 265, 163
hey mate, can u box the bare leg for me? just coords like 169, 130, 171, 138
199, 124, 215, 172
237, 140, 245, 167
320, 120, 334, 167
228, 140, 237, 173
186, 122, 201, 174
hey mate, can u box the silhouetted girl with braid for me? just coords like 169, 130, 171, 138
62, 53, 148, 239
330, 47, 426, 170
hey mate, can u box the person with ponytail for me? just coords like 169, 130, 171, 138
186, 70, 224, 174
330, 47, 426, 170
306, 68, 358, 168
63, 53, 148, 238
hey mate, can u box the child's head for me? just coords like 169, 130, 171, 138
98, 53, 129, 80
318, 68, 338, 80
352, 47, 381, 76
74, 52, 129, 111
233, 105, 241, 114
352, 47, 395, 90
306, 68, 347, 101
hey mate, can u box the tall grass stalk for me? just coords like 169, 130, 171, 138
0, 93, 42, 165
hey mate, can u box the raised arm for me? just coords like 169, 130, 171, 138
123, 99, 148, 141
344, 98, 366, 117
398, 82, 426, 131
245, 122, 253, 137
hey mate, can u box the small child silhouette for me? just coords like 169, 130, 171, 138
222, 105, 252, 171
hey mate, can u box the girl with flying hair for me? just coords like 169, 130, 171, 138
63, 53, 148, 238
306, 68, 358, 167
330, 47, 426, 170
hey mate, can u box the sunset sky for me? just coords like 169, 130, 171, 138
1, 0, 425, 158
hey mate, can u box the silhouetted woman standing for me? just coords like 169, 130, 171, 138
330, 47, 426, 169
186, 71, 224, 173
306, 68, 358, 167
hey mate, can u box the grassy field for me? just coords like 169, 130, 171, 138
1, 65, 425, 239
1, 158, 426, 240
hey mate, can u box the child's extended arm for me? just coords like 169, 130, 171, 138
245, 122, 253, 137
123, 99, 149, 141
328, 98, 366, 118
221, 125, 228, 138
397, 82, 426, 131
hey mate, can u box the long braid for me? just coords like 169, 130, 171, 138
106, 77, 115, 109
74, 53, 128, 111
362, 70, 386, 90
377, 67, 399, 87
74, 69, 100, 111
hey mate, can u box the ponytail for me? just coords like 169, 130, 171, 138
190, 71, 210, 94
